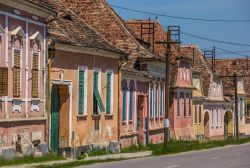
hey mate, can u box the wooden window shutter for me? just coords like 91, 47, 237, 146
0, 67, 8, 96
93, 72, 105, 112
122, 87, 127, 121
32, 54, 39, 98
13, 68, 20, 97
78, 70, 85, 115
129, 88, 133, 120
150, 87, 153, 118
13, 50, 21, 97
106, 73, 111, 114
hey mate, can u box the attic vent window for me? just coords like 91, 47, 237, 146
14, 9, 20, 15
32, 15, 39, 21
63, 15, 72, 21
232, 61, 237, 66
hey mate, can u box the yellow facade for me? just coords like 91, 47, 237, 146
192, 73, 204, 140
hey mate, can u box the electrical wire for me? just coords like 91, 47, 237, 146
111, 4, 250, 23
215, 47, 249, 58
180, 31, 250, 47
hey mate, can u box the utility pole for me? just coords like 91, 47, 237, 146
234, 74, 239, 139
155, 26, 181, 146
164, 30, 171, 146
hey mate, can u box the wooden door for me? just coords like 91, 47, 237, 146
137, 96, 145, 145
50, 85, 60, 153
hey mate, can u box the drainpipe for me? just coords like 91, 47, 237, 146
118, 66, 121, 142
118, 62, 126, 144
46, 39, 55, 145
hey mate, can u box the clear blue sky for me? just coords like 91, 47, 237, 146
107, 0, 250, 58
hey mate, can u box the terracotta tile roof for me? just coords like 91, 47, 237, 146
33, 1, 125, 55
215, 58, 250, 98
24, 0, 56, 11
43, 0, 160, 78
125, 19, 194, 85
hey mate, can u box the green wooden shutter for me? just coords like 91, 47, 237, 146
106, 73, 111, 114
78, 70, 85, 115
93, 72, 105, 112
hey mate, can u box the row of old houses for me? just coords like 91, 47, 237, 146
0, 0, 249, 158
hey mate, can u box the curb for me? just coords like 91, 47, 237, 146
84, 151, 152, 161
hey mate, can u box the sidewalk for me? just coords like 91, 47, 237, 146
1, 151, 152, 168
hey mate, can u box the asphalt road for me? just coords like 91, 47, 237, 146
78, 143, 250, 168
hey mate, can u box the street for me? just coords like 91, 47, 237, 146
78, 143, 250, 168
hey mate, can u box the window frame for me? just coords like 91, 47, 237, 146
106, 69, 114, 115
78, 66, 88, 116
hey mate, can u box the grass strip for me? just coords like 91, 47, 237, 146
0, 153, 64, 167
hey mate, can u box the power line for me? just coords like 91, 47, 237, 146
111, 4, 250, 23
180, 31, 250, 47
215, 47, 249, 58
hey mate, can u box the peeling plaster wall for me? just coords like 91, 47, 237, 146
50, 49, 119, 148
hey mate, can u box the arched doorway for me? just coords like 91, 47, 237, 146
204, 111, 209, 138
224, 111, 233, 138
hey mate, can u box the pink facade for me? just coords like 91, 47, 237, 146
148, 81, 165, 144
120, 79, 140, 147
120, 77, 165, 147
204, 78, 226, 139
170, 59, 194, 140
0, 2, 49, 152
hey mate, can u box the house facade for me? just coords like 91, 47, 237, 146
124, 20, 167, 145
204, 76, 226, 139
0, 0, 53, 156
169, 55, 194, 140
48, 0, 164, 148
192, 71, 205, 140
45, 4, 125, 156
215, 59, 250, 137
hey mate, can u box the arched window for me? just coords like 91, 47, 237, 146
11, 26, 25, 98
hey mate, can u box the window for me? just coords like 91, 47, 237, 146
150, 86, 153, 118
155, 85, 158, 118
177, 92, 181, 117
106, 73, 111, 114
199, 106, 202, 123
13, 50, 21, 97
129, 87, 133, 121
0, 67, 8, 96
122, 87, 127, 121
78, 69, 85, 115
160, 88, 163, 117
189, 93, 192, 116
93, 71, 105, 114
32, 53, 39, 98
212, 109, 214, 126
184, 93, 186, 117
216, 109, 219, 125
194, 106, 197, 124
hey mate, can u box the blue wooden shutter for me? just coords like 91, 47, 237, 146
155, 87, 158, 117
106, 73, 111, 114
78, 70, 85, 115
93, 72, 105, 112
150, 87, 153, 118
122, 87, 127, 121
160, 89, 163, 116
129, 88, 133, 120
